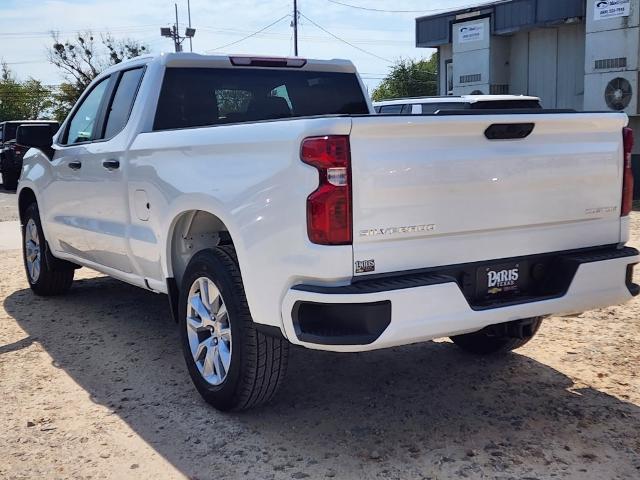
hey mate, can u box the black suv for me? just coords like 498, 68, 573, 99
1, 120, 59, 190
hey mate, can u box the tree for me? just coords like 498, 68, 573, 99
48, 31, 148, 120
51, 83, 83, 123
0, 63, 54, 121
0, 63, 24, 121
371, 56, 438, 101
21, 79, 54, 119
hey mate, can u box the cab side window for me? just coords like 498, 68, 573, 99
63, 78, 110, 145
104, 68, 145, 139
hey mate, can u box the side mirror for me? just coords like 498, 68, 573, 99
16, 125, 55, 159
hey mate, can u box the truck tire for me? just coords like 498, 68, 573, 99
22, 203, 74, 296
2, 171, 19, 190
450, 317, 543, 355
179, 246, 289, 411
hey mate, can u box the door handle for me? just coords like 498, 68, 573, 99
102, 159, 120, 170
68, 160, 82, 170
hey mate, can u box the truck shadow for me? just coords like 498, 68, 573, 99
4, 276, 640, 478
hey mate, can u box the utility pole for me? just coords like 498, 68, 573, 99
293, 0, 298, 56
174, 3, 181, 52
187, 0, 193, 52
160, 3, 196, 53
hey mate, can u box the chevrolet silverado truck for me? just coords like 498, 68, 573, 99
15, 53, 640, 411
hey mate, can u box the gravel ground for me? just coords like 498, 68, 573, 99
1, 193, 640, 480
0, 188, 19, 221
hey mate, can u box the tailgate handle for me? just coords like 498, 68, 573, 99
485, 123, 534, 140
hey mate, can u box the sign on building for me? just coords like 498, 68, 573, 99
457, 23, 485, 43
594, 0, 630, 20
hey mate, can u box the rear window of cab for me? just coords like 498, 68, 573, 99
153, 67, 369, 131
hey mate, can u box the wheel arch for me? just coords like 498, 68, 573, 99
17, 186, 37, 225
166, 209, 237, 289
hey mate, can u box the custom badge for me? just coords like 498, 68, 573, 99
355, 259, 375, 274
486, 265, 520, 294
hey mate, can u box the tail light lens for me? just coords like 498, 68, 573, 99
301, 135, 352, 245
9, 144, 23, 153
622, 127, 634, 217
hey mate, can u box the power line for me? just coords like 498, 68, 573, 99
2, 60, 43, 65
325, 0, 488, 14
3, 49, 145, 66
206, 14, 291, 53
0, 25, 159, 39
198, 25, 413, 46
325, 0, 447, 13
299, 12, 393, 63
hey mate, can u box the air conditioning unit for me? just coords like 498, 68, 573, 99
451, 17, 491, 95
585, 27, 639, 75
584, 0, 640, 115
453, 86, 487, 95
584, 70, 639, 114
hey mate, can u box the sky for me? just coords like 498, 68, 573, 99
0, 0, 489, 91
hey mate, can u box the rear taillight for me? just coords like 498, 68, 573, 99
301, 135, 352, 245
622, 127, 634, 217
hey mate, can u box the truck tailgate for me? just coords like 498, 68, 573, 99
350, 112, 628, 276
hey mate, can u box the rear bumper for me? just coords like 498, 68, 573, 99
281, 246, 639, 352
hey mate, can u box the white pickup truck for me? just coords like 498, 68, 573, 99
16, 53, 640, 411
373, 94, 542, 114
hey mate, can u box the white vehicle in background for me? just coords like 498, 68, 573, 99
373, 95, 542, 114
15, 53, 639, 411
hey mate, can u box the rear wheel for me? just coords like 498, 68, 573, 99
450, 317, 543, 355
179, 246, 289, 411
22, 203, 74, 296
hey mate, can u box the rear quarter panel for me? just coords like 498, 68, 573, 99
128, 117, 355, 328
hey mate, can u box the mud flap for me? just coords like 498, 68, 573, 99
166, 277, 180, 323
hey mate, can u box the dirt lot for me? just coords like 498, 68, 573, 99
1, 191, 640, 479
0, 188, 19, 222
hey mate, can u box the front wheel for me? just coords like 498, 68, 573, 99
22, 203, 74, 296
450, 317, 543, 355
179, 246, 289, 411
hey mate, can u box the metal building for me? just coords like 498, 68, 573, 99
416, 0, 638, 120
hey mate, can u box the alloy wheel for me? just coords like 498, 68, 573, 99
24, 219, 41, 283
186, 277, 232, 386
